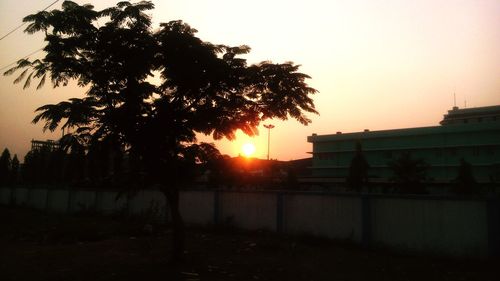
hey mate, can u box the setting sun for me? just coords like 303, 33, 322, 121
241, 142, 256, 157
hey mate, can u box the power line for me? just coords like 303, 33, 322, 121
0, 48, 43, 72
0, 22, 26, 41
0, 0, 60, 41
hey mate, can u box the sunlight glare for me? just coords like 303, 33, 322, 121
241, 142, 256, 157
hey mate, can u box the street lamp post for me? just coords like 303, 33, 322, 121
264, 124, 275, 160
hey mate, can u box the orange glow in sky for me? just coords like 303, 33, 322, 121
0, 0, 499, 161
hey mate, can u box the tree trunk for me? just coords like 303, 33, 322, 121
163, 186, 185, 262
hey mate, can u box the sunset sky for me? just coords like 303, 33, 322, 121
1, 0, 499, 161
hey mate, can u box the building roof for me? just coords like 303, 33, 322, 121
440, 105, 500, 125
308, 106, 500, 143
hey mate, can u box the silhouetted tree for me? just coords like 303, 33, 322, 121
21, 147, 52, 184
452, 158, 477, 195
5, 1, 317, 261
47, 149, 66, 184
207, 155, 241, 189
346, 142, 370, 192
0, 148, 12, 185
21, 150, 35, 183
388, 153, 428, 194
10, 155, 20, 184
65, 147, 86, 185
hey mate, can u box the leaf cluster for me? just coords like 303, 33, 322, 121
388, 152, 429, 194
5, 1, 318, 183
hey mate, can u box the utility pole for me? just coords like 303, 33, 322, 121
264, 124, 275, 160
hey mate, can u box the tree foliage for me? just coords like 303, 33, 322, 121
0, 149, 21, 185
0, 148, 12, 185
452, 158, 477, 195
346, 142, 370, 192
5, 1, 318, 260
388, 152, 428, 194
11, 154, 20, 183
6, 1, 317, 177
22, 146, 63, 184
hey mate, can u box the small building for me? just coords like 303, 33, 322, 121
307, 105, 500, 184
31, 139, 60, 151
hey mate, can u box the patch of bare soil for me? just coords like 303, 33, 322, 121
0, 206, 498, 281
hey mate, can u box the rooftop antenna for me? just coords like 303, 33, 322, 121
452, 90, 458, 110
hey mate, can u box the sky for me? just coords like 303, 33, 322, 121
1, 0, 499, 161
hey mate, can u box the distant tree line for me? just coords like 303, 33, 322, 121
1, 143, 301, 191
1, 142, 144, 188
0, 148, 20, 185
3, 141, 481, 196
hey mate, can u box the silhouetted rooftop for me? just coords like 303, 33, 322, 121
440, 105, 500, 125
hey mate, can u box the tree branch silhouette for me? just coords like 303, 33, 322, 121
4, 0, 318, 262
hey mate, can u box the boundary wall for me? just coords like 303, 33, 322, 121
1, 186, 498, 257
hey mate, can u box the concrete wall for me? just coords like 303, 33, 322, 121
14, 187, 29, 205
283, 194, 363, 242
1, 186, 498, 258
71, 190, 97, 212
99, 191, 128, 215
0, 187, 11, 204
48, 189, 70, 212
180, 190, 214, 225
370, 197, 489, 256
128, 190, 167, 221
28, 188, 48, 210
218, 191, 277, 231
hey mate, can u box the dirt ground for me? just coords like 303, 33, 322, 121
0, 206, 498, 281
